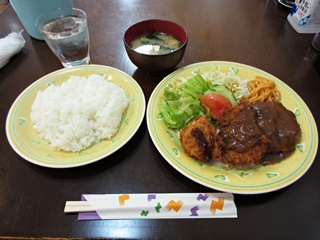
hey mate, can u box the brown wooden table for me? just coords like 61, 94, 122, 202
1, 0, 320, 239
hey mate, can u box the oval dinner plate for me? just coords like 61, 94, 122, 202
147, 61, 318, 194
6, 65, 146, 168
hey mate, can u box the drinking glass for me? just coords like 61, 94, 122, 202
36, 8, 90, 67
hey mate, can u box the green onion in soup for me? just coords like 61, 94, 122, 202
130, 32, 182, 55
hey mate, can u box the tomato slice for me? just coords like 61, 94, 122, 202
198, 94, 233, 120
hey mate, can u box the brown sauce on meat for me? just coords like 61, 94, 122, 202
218, 101, 301, 166
253, 101, 301, 153
219, 108, 261, 152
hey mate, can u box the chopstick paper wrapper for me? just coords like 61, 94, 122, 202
65, 193, 237, 220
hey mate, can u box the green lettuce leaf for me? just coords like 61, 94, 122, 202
181, 74, 212, 97
159, 96, 205, 129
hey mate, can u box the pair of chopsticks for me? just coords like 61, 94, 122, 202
64, 201, 94, 213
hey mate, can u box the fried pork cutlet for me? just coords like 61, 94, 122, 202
180, 115, 222, 162
216, 100, 301, 167
216, 101, 269, 166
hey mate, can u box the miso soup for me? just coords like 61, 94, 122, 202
130, 32, 182, 55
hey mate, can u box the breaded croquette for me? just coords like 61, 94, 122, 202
180, 115, 222, 162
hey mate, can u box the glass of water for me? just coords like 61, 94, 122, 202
36, 8, 90, 67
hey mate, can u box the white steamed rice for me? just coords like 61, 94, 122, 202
30, 74, 130, 152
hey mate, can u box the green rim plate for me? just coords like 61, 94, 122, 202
6, 65, 146, 168
147, 61, 318, 194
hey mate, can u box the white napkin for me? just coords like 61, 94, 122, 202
0, 31, 26, 69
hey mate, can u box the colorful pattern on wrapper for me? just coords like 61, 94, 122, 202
77, 193, 237, 220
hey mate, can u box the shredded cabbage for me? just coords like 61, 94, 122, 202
174, 65, 249, 100
200, 65, 249, 100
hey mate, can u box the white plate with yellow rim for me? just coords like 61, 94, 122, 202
6, 65, 145, 168
146, 61, 318, 194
